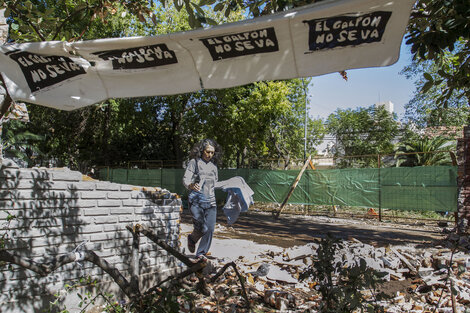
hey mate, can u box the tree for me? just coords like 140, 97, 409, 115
394, 135, 454, 167
182, 80, 326, 168
2, 0, 211, 42
8, 0, 322, 171
1, 0, 321, 43
401, 57, 470, 128
406, 0, 470, 106
24, 70, 318, 171
1, 119, 43, 166
2, 3, 207, 169
400, 1, 469, 236
326, 105, 400, 167
121, 80, 326, 169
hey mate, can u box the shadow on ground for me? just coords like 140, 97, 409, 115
181, 209, 445, 249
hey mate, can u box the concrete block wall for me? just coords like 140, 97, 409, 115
0, 9, 7, 44
0, 159, 183, 313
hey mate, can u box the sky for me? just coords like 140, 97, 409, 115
307, 41, 416, 121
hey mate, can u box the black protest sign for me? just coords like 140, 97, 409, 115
92, 43, 178, 70
200, 27, 279, 61
305, 11, 392, 51
8, 51, 86, 92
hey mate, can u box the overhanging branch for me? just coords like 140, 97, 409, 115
132, 223, 194, 267
0, 74, 13, 120
0, 248, 139, 299
1, 222, 252, 308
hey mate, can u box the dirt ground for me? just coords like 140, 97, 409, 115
181, 208, 447, 249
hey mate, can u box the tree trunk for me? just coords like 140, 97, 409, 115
0, 248, 139, 299
102, 104, 111, 166
457, 126, 470, 234
170, 109, 183, 167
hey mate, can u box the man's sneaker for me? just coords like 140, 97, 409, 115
187, 234, 196, 253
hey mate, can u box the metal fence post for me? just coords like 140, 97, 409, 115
378, 154, 382, 222
160, 160, 163, 189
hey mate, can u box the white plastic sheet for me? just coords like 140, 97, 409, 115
0, 0, 414, 110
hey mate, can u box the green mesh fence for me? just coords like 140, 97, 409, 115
99, 166, 457, 212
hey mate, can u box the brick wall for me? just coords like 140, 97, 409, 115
0, 9, 7, 44
457, 126, 470, 234
0, 9, 8, 164
0, 159, 183, 313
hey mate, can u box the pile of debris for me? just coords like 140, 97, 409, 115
179, 227, 470, 312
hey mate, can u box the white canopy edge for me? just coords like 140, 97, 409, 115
0, 0, 415, 110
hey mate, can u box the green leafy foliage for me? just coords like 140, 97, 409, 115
48, 276, 194, 313
128, 281, 195, 313
187, 79, 326, 168
394, 135, 454, 167
3, 0, 164, 42
21, 77, 323, 170
406, 0, 470, 107
2, 1, 326, 170
1, 0, 322, 43
326, 105, 400, 167
49, 276, 103, 313
300, 234, 389, 313
401, 52, 470, 128
1, 119, 44, 167
0, 211, 15, 251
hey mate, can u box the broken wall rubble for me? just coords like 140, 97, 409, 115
188, 224, 470, 312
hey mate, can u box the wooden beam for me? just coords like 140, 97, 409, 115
275, 155, 312, 219
0, 74, 13, 120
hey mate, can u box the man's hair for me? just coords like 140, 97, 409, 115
189, 138, 222, 166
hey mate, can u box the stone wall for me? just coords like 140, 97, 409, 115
457, 126, 470, 234
0, 159, 183, 313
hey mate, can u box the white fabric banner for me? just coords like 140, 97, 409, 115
0, 0, 414, 110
